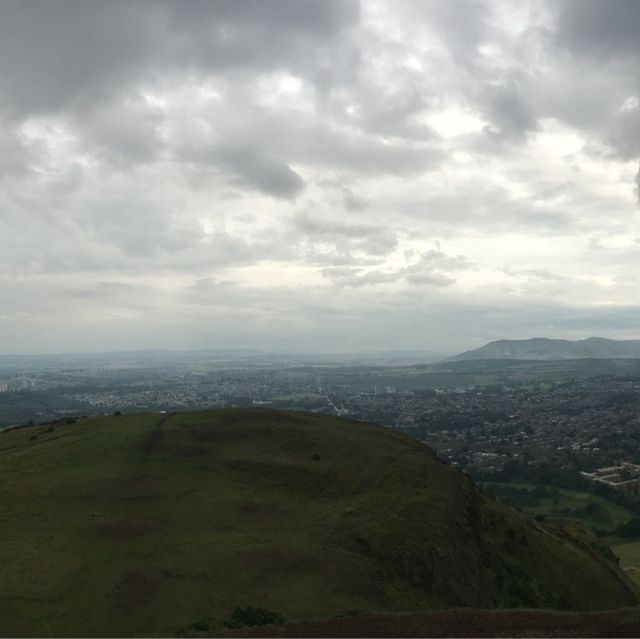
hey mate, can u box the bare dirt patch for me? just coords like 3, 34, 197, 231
142, 412, 175, 453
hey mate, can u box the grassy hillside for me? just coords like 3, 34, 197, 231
479, 482, 640, 587
611, 542, 640, 586
0, 409, 636, 636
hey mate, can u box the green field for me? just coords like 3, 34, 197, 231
482, 481, 636, 533
0, 410, 637, 636
611, 542, 640, 586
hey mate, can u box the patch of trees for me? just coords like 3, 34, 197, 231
613, 518, 640, 538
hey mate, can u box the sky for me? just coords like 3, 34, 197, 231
2, 0, 640, 355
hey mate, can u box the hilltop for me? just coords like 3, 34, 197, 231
451, 337, 640, 361
0, 409, 636, 636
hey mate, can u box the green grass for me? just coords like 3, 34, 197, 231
482, 481, 636, 533
473, 481, 640, 588
0, 409, 637, 636
611, 542, 640, 586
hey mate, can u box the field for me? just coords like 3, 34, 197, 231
611, 542, 640, 586
481, 481, 636, 533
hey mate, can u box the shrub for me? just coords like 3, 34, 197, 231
224, 606, 285, 629
187, 620, 209, 632
615, 518, 640, 538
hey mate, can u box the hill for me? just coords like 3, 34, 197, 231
451, 337, 640, 361
0, 409, 637, 636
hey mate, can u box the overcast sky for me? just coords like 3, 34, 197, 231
2, 0, 640, 354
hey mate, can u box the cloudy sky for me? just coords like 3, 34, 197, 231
2, 0, 640, 354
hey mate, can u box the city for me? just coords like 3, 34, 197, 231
3, 352, 640, 479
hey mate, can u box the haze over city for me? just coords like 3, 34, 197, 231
2, 0, 640, 354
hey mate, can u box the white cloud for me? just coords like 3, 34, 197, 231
1, 0, 640, 353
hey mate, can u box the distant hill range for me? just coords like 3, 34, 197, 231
451, 337, 640, 361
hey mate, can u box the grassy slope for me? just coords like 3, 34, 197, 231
611, 542, 640, 586
481, 481, 640, 586
0, 409, 636, 636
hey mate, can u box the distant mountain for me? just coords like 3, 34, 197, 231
451, 337, 640, 361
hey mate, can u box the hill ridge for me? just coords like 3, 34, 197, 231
451, 337, 640, 361
0, 408, 636, 636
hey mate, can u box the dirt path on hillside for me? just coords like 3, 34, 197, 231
142, 412, 175, 454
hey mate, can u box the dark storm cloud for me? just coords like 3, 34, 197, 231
539, 0, 640, 163
0, 0, 360, 117
481, 80, 539, 141
0, 2, 157, 117
196, 144, 306, 200
407, 0, 543, 142
337, 80, 436, 141
166, 86, 443, 200
0, 0, 365, 206
414, 0, 493, 67
554, 0, 640, 59
166, 0, 360, 79
209, 103, 445, 177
